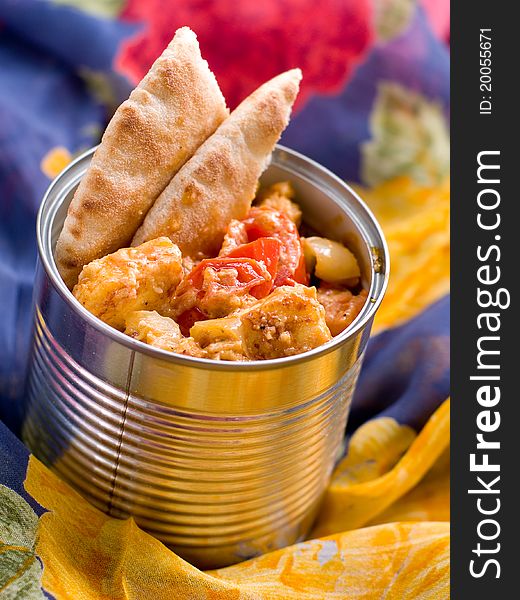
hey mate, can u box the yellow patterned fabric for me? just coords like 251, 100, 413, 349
23, 398, 450, 599
313, 399, 450, 537
356, 176, 450, 334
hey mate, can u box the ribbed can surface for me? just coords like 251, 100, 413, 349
23, 146, 388, 569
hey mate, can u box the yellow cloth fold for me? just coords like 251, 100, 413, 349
356, 176, 450, 334
312, 399, 450, 537
24, 400, 450, 599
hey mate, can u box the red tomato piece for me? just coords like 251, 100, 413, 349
225, 237, 281, 288
177, 307, 207, 337
223, 207, 308, 286
186, 257, 272, 299
281, 249, 307, 287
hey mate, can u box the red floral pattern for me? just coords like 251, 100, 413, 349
421, 0, 450, 41
116, 0, 374, 109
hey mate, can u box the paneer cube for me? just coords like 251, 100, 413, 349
240, 284, 331, 359
191, 284, 332, 361
73, 237, 183, 330
125, 310, 205, 357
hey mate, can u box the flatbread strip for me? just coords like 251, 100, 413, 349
56, 27, 228, 288
132, 69, 302, 258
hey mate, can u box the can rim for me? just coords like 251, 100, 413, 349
36, 145, 389, 372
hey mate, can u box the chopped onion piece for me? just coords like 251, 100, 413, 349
303, 236, 360, 283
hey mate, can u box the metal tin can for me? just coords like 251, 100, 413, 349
22, 145, 389, 569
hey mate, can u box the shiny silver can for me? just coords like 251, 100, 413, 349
23, 145, 389, 569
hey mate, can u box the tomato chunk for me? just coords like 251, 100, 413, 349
225, 237, 281, 286
176, 307, 207, 337
187, 257, 273, 299
174, 255, 275, 331
222, 207, 308, 287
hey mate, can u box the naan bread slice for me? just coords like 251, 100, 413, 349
131, 69, 302, 257
56, 27, 228, 288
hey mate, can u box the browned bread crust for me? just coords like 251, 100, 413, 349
131, 69, 302, 258
56, 27, 228, 288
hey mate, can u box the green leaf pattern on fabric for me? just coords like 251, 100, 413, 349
361, 82, 450, 186
79, 67, 121, 116
375, 0, 416, 42
51, 0, 125, 18
0, 485, 44, 599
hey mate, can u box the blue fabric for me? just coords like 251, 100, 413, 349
0, 419, 45, 516
351, 295, 450, 432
